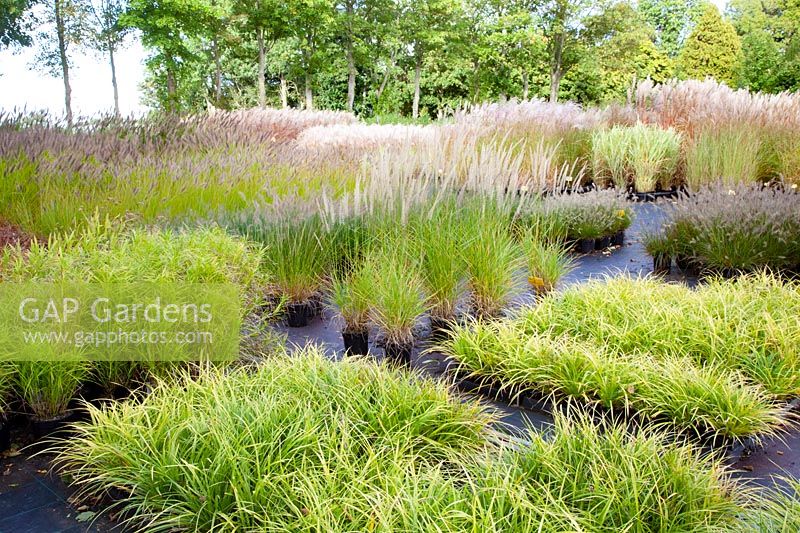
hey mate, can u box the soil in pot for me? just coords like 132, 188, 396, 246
613, 230, 625, 246
384, 342, 413, 368
578, 238, 595, 254
342, 330, 369, 356
31, 410, 78, 440
652, 253, 671, 273
286, 302, 312, 328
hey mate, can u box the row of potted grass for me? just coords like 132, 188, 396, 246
0, 221, 271, 443
49, 347, 796, 532
438, 272, 799, 442
518, 273, 800, 399
223, 194, 613, 364
644, 183, 800, 276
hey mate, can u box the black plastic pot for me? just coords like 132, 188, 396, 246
429, 316, 454, 340
652, 253, 671, 273
384, 342, 412, 368
675, 255, 699, 276
630, 189, 679, 202
31, 411, 76, 440
595, 235, 612, 250
578, 238, 595, 254
342, 330, 369, 356
613, 230, 625, 246
0, 415, 10, 452
286, 302, 311, 328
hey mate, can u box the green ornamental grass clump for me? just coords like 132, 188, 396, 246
521, 189, 633, 241
440, 320, 785, 440
519, 273, 800, 398
592, 124, 682, 192
52, 347, 751, 532
654, 183, 800, 273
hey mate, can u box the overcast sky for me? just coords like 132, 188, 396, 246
0, 1, 729, 118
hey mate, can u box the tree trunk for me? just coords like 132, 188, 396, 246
412, 53, 422, 119
549, 32, 564, 103
522, 70, 529, 100
166, 59, 177, 112
213, 38, 222, 105
109, 45, 120, 117
257, 28, 266, 108
375, 49, 395, 104
279, 73, 289, 108
304, 70, 313, 110
54, 0, 72, 126
346, 41, 356, 112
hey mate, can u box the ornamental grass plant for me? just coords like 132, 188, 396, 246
655, 183, 800, 273
519, 272, 800, 398
440, 320, 785, 441
51, 347, 754, 532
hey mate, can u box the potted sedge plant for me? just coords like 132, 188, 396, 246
329, 263, 372, 356
461, 206, 524, 319
643, 232, 673, 274
521, 232, 576, 297
361, 244, 428, 367
411, 204, 467, 339
14, 361, 90, 439
244, 216, 331, 328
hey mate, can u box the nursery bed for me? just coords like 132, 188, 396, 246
0, 201, 792, 532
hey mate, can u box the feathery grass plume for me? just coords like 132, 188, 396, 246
460, 199, 524, 318
50, 346, 751, 532
657, 183, 800, 272
440, 319, 787, 441
519, 272, 800, 398
361, 235, 428, 346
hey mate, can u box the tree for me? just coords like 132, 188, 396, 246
232, 0, 287, 108
123, 0, 219, 111
638, 0, 701, 57
399, 0, 462, 118
285, 0, 335, 110
86, 0, 128, 116
1, 0, 37, 48
679, 3, 741, 85
35, 0, 88, 125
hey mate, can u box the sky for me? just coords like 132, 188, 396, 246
0, 1, 730, 118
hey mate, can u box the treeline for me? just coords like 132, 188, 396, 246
3, 0, 799, 121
